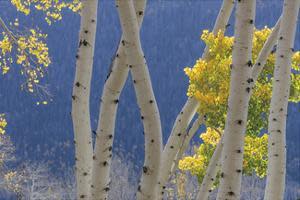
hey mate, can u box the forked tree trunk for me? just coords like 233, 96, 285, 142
264, 1, 299, 199
71, 0, 98, 199
216, 1, 256, 199
157, 1, 235, 197
196, 16, 281, 200
116, 0, 163, 199
91, 1, 146, 199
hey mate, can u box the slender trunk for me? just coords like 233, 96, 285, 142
264, 1, 299, 199
171, 116, 205, 175
157, 1, 235, 197
71, 0, 98, 199
197, 137, 223, 200
196, 16, 281, 200
216, 1, 256, 199
91, 1, 146, 199
116, 0, 163, 199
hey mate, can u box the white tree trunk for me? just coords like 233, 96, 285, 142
196, 16, 281, 200
252, 17, 281, 82
91, 1, 146, 199
71, 0, 98, 199
116, 0, 163, 199
216, 1, 256, 199
264, 1, 299, 199
171, 116, 205, 175
197, 137, 223, 200
157, 1, 235, 197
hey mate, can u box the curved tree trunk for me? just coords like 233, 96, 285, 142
157, 1, 235, 197
264, 1, 299, 199
116, 0, 163, 199
216, 1, 256, 199
91, 1, 146, 199
196, 16, 281, 200
71, 0, 98, 199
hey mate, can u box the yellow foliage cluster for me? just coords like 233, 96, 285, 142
0, 27, 50, 93
11, 0, 82, 24
179, 128, 268, 184
180, 27, 300, 185
184, 28, 300, 132
0, 114, 7, 135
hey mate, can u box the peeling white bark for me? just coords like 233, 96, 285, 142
264, 1, 299, 200
91, 1, 146, 199
216, 1, 256, 199
71, 0, 98, 199
116, 0, 163, 199
196, 16, 282, 200
157, 1, 235, 198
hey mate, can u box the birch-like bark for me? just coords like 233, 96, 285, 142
197, 137, 223, 200
196, 16, 281, 200
116, 0, 163, 199
91, 1, 146, 199
216, 1, 256, 199
264, 1, 299, 199
157, 1, 235, 197
170, 116, 204, 175
71, 0, 98, 199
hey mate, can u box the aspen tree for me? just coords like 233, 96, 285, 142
216, 1, 256, 199
264, 1, 300, 199
196, 17, 281, 200
116, 0, 163, 199
71, 0, 98, 199
91, 1, 146, 199
157, 1, 235, 197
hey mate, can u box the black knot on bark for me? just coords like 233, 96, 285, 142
228, 191, 235, 196
236, 149, 242, 153
237, 120, 243, 125
143, 166, 148, 174
170, 146, 174, 149
247, 78, 254, 84
75, 82, 80, 87
247, 60, 253, 67
220, 172, 224, 178
80, 195, 85, 198
114, 99, 119, 104
279, 36, 283, 40
104, 187, 110, 192
246, 87, 251, 93
249, 19, 254, 24
108, 134, 113, 139
103, 161, 108, 166
149, 100, 153, 103
151, 139, 154, 143
83, 172, 88, 176
141, 116, 144, 120
236, 169, 242, 173
138, 11, 143, 15
108, 146, 113, 151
